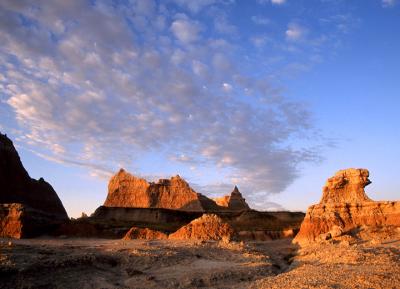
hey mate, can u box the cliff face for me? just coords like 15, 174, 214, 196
0, 133, 68, 220
0, 133, 68, 238
293, 168, 400, 245
0, 133, 69, 238
104, 169, 207, 211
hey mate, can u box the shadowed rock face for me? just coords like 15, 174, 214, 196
0, 133, 68, 238
0, 133, 68, 220
293, 168, 400, 245
104, 169, 220, 212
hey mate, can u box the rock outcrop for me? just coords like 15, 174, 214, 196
213, 186, 250, 211
0, 203, 69, 238
293, 168, 400, 245
123, 226, 168, 240
0, 133, 68, 219
320, 168, 372, 203
169, 214, 235, 241
0, 133, 68, 238
104, 169, 221, 212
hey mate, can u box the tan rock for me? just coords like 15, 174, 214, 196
169, 214, 235, 241
104, 169, 218, 211
213, 186, 250, 211
293, 168, 400, 246
320, 168, 372, 204
123, 226, 168, 240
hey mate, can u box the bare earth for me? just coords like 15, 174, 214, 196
0, 237, 399, 289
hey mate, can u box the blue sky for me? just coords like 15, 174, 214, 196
0, 0, 399, 217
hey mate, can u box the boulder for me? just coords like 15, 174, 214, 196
169, 214, 235, 241
123, 226, 168, 240
293, 168, 400, 246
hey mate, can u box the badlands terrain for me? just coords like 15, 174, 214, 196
1, 231, 399, 289
1, 132, 399, 288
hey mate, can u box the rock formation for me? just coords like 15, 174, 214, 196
123, 226, 168, 240
213, 186, 250, 211
320, 168, 372, 203
169, 214, 235, 241
293, 168, 400, 245
104, 169, 221, 212
0, 133, 68, 238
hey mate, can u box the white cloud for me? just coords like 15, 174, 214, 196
382, 0, 396, 7
257, 0, 286, 5
271, 0, 286, 4
222, 82, 233, 92
286, 23, 307, 41
171, 18, 201, 43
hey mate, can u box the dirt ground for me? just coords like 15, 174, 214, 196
0, 237, 399, 289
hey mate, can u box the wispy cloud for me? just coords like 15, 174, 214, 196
286, 23, 307, 41
251, 16, 271, 25
382, 0, 397, 7
257, 0, 287, 5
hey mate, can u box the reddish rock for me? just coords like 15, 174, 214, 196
213, 186, 250, 211
293, 168, 400, 246
169, 214, 235, 241
0, 203, 68, 238
104, 169, 219, 212
0, 203, 23, 238
320, 168, 372, 204
0, 133, 68, 220
123, 226, 168, 240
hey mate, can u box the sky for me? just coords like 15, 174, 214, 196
0, 0, 399, 217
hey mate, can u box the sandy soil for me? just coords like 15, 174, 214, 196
0, 237, 399, 289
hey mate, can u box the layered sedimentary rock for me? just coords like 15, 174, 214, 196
123, 226, 168, 240
169, 214, 235, 241
293, 168, 400, 245
104, 169, 220, 212
320, 168, 372, 203
213, 186, 250, 211
0, 133, 68, 238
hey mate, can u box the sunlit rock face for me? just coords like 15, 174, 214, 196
293, 168, 400, 246
0, 133, 68, 238
104, 169, 219, 212
122, 226, 168, 240
320, 168, 372, 204
213, 186, 250, 211
169, 214, 235, 241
